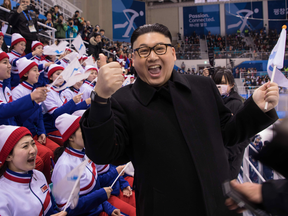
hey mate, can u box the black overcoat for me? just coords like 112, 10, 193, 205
81, 70, 278, 216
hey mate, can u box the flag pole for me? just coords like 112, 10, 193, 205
264, 65, 277, 110
63, 159, 89, 212
110, 162, 131, 188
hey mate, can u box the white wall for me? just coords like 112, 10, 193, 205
147, 7, 179, 41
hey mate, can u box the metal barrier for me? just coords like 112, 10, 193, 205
0, 6, 57, 45
33, 0, 82, 21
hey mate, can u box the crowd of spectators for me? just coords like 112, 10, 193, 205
207, 31, 251, 59
176, 32, 201, 60
251, 28, 278, 53
0, 1, 136, 75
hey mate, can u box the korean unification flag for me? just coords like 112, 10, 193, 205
267, 26, 288, 88
52, 159, 88, 211
84, 55, 97, 68
43, 41, 69, 56
52, 58, 90, 91
64, 51, 79, 62
72, 34, 86, 56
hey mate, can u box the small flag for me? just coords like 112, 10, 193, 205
40, 184, 48, 193
72, 34, 86, 57
57, 71, 90, 91
122, 75, 133, 87
64, 51, 79, 62
51, 58, 82, 87
267, 25, 288, 88
43, 41, 69, 56
52, 159, 88, 211
84, 55, 96, 67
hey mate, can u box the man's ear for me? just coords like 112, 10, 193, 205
131, 53, 135, 67
171, 47, 176, 61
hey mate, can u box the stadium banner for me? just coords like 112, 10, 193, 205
225, 2, 263, 35
183, 4, 220, 36
268, 0, 288, 34
112, 0, 146, 42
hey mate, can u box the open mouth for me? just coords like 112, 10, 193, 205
148, 65, 162, 76
27, 157, 35, 163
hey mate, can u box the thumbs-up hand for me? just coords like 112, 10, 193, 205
94, 54, 123, 99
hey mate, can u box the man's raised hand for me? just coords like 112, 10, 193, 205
94, 54, 123, 99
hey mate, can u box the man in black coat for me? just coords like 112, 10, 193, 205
8, 0, 38, 54
88, 32, 103, 60
80, 23, 279, 216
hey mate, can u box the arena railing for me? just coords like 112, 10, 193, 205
176, 50, 253, 60
0, 6, 57, 45
33, 0, 82, 21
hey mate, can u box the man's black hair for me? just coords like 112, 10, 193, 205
130, 23, 172, 49
100, 29, 105, 32
94, 32, 101, 37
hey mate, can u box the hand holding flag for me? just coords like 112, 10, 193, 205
264, 25, 287, 109
110, 162, 131, 188
52, 159, 88, 211
51, 58, 89, 91
252, 81, 279, 112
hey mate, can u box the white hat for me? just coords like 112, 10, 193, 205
48, 64, 64, 79
85, 65, 98, 73
31, 41, 44, 51
55, 114, 81, 142
11, 33, 26, 47
16, 57, 38, 78
0, 125, 31, 167
78, 55, 88, 62
65, 47, 72, 52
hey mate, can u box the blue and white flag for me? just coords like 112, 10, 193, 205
52, 58, 89, 91
84, 55, 97, 67
52, 159, 88, 211
64, 51, 79, 62
43, 41, 69, 56
267, 26, 288, 88
72, 34, 86, 57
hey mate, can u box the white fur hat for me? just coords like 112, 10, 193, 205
85, 65, 98, 73
16, 57, 38, 78
0, 125, 31, 166
47, 64, 64, 79
55, 114, 81, 142
11, 33, 26, 47
31, 41, 44, 51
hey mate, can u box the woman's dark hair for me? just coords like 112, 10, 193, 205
0, 148, 13, 178
20, 75, 28, 83
213, 69, 235, 86
9, 45, 16, 53
54, 131, 76, 163
213, 69, 237, 93
130, 23, 172, 49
